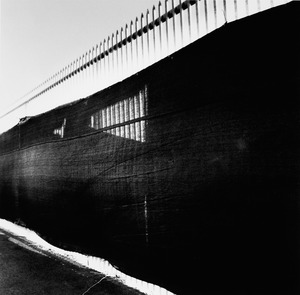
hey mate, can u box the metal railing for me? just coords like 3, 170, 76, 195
0, 0, 291, 134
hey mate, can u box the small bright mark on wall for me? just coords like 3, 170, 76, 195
53, 118, 66, 138
91, 85, 148, 142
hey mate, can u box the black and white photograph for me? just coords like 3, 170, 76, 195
0, 1, 299, 294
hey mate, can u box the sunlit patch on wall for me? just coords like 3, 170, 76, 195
53, 118, 66, 138
90, 85, 148, 142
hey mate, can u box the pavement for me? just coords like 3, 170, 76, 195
0, 229, 145, 295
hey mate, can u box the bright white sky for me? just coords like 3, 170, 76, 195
0, 0, 158, 111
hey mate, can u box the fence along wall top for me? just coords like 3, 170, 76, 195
22, 0, 197, 98
0, 0, 291, 124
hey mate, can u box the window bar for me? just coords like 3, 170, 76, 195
106, 107, 111, 127
111, 105, 115, 126
120, 125, 125, 138
115, 102, 120, 125
130, 123, 135, 141
102, 109, 106, 128
129, 97, 134, 121
120, 100, 125, 138
135, 121, 140, 142
94, 112, 98, 129
91, 116, 94, 129
115, 102, 120, 137
126, 124, 130, 140
139, 90, 145, 117
124, 98, 129, 122
141, 120, 146, 142
99, 111, 103, 129
125, 99, 131, 139
130, 97, 136, 139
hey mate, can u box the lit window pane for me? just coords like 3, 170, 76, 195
91, 85, 147, 141
139, 90, 145, 117
125, 124, 130, 139
106, 108, 110, 126
120, 125, 125, 137
111, 105, 115, 126
130, 123, 135, 140
99, 111, 102, 128
135, 122, 141, 141
95, 112, 99, 129
135, 95, 140, 119
115, 102, 120, 124
129, 97, 134, 120
102, 109, 106, 128
124, 99, 129, 122
141, 120, 146, 142
120, 100, 124, 123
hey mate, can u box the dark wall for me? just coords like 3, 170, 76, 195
0, 2, 299, 294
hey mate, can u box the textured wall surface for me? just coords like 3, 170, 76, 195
0, 3, 299, 294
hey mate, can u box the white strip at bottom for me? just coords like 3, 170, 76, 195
8, 236, 48, 257
0, 218, 174, 295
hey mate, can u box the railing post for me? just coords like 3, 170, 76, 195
158, 1, 163, 58
99, 42, 103, 90
152, 5, 158, 63
115, 30, 120, 82
164, 0, 169, 55
1, 0, 290, 131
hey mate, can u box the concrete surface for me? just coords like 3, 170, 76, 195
0, 229, 145, 295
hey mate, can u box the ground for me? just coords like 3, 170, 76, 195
0, 230, 145, 295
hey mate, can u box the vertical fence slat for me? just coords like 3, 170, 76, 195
106, 37, 111, 87
170, 0, 176, 50
140, 14, 145, 70
158, 1, 163, 57
130, 21, 135, 76
111, 34, 115, 84
247, 0, 259, 16
145, 10, 151, 67
189, 0, 198, 43
152, 5, 158, 63
2, 0, 289, 132
92, 47, 95, 93
85, 52, 89, 96
116, 30, 120, 82
120, 27, 124, 80
135, 18, 139, 73
164, 0, 169, 55
95, 44, 99, 92
99, 42, 103, 90
124, 24, 129, 78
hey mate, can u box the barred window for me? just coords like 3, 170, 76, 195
90, 85, 148, 142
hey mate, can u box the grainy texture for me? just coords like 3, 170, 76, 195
0, 230, 144, 295
0, 3, 299, 294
